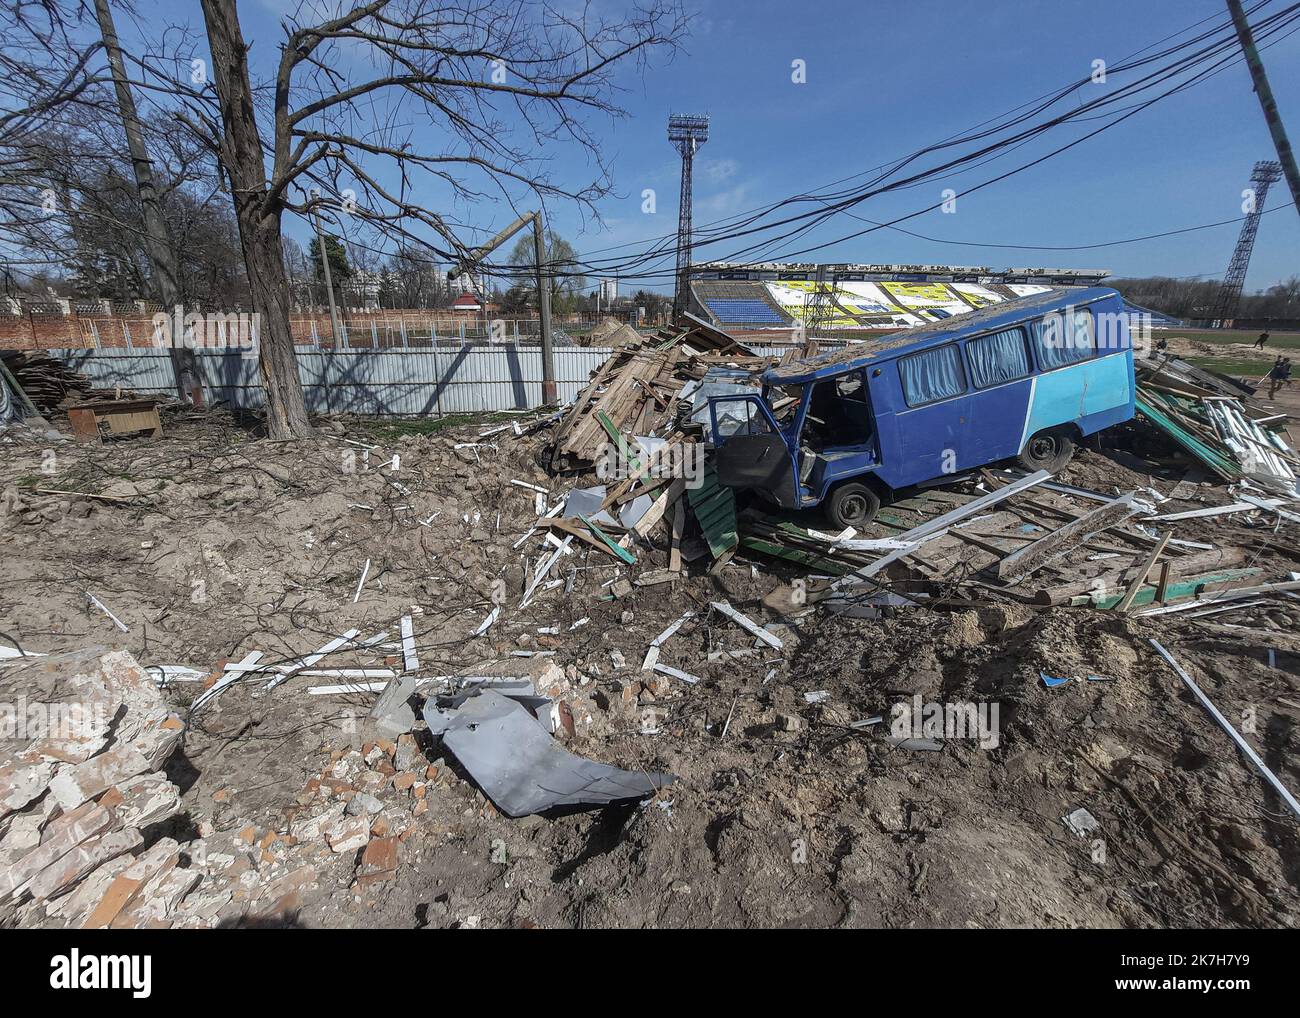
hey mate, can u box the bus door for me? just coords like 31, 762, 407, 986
710, 395, 800, 507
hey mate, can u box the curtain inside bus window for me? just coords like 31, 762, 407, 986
899, 344, 966, 406
1034, 310, 1095, 369
966, 327, 1030, 388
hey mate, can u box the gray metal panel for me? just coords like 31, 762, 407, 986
50, 345, 614, 416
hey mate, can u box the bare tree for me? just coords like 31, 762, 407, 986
0, 2, 108, 263
92, 0, 201, 397
192, 0, 684, 439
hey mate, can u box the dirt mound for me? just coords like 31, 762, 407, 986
2, 410, 1297, 929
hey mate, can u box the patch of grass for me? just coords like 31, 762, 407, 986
1183, 356, 1270, 378
350, 411, 523, 441
1169, 328, 1300, 349
14, 472, 102, 495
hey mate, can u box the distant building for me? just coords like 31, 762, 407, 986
599, 278, 619, 304
345, 270, 383, 310
450, 270, 486, 300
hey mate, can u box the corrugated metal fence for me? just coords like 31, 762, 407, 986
52, 339, 857, 417
53, 345, 613, 416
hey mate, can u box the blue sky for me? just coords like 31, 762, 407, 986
126, 0, 1300, 293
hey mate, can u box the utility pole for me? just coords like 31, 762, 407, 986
446, 209, 557, 405
1227, 0, 1300, 220
532, 213, 557, 405
312, 206, 346, 349
93, 0, 198, 401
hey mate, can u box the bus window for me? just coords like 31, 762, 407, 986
966, 327, 1031, 389
713, 397, 774, 440
1033, 309, 1096, 370
899, 344, 967, 407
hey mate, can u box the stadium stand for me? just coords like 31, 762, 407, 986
706, 299, 787, 324
692, 280, 793, 328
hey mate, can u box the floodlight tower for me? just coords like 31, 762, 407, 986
1209, 160, 1282, 325
802, 264, 835, 352
668, 114, 709, 318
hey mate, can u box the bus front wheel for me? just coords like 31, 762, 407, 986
825, 482, 881, 528
1017, 428, 1076, 473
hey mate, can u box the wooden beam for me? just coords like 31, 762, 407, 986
1155, 560, 1173, 604
995, 492, 1139, 583
1115, 530, 1171, 613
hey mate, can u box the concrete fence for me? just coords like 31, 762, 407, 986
54, 345, 613, 416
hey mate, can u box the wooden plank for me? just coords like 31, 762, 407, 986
577, 514, 637, 564
596, 409, 642, 471
1068, 567, 1262, 609
1155, 560, 1173, 604
669, 499, 685, 571
1133, 578, 1300, 616
633, 476, 687, 538
1115, 531, 1171, 613
995, 492, 1139, 583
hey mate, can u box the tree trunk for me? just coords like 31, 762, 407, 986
199, 0, 312, 439
94, 0, 199, 401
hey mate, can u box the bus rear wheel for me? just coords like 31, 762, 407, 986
1017, 428, 1076, 473
825, 482, 880, 528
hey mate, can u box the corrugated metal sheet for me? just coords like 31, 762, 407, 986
52, 345, 612, 416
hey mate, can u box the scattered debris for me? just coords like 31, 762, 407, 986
1062, 808, 1101, 839
424, 690, 673, 817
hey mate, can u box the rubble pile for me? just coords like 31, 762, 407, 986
0, 352, 92, 414
546, 315, 763, 471
3, 336, 1300, 928
1135, 353, 1299, 494
0, 648, 188, 927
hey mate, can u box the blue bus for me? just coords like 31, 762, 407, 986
708, 287, 1136, 527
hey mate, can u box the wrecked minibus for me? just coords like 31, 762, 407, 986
709, 286, 1136, 527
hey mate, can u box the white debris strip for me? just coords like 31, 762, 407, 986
514, 500, 564, 550
146, 664, 207, 687
520, 534, 573, 608
653, 662, 701, 685
400, 615, 419, 673
264, 629, 363, 691
710, 600, 783, 650
192, 650, 264, 712
0, 644, 45, 662
650, 611, 696, 647
85, 592, 129, 632
510, 479, 549, 494
473, 606, 501, 637
352, 559, 371, 604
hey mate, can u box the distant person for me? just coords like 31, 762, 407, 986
1254, 330, 1271, 350
1155, 336, 1168, 352
1284, 358, 1294, 389
1268, 357, 1286, 398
